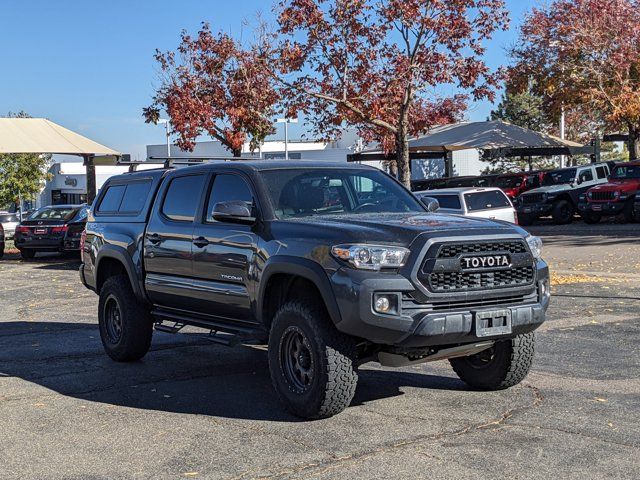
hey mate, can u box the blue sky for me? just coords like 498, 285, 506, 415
0, 0, 536, 160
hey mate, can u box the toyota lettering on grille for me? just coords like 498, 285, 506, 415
461, 254, 511, 270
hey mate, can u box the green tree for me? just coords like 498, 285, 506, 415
489, 90, 549, 132
0, 112, 52, 208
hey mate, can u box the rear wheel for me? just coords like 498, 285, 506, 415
552, 200, 575, 225
98, 275, 152, 362
450, 333, 535, 390
581, 212, 602, 224
20, 249, 36, 260
268, 301, 358, 419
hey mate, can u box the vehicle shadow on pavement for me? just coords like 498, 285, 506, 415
0, 321, 465, 423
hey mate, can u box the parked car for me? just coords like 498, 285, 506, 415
0, 222, 4, 260
14, 204, 88, 259
577, 161, 640, 223
80, 161, 549, 419
415, 187, 517, 224
0, 212, 20, 240
516, 163, 611, 225
494, 172, 544, 200
411, 174, 497, 192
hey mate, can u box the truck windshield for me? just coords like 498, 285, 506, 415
495, 176, 523, 188
260, 168, 425, 219
611, 165, 640, 179
542, 169, 576, 186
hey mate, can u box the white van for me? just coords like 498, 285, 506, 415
415, 187, 518, 224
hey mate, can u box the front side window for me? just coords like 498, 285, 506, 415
162, 175, 206, 222
261, 168, 424, 219
543, 168, 577, 186
578, 169, 594, 183
206, 174, 254, 222
464, 191, 511, 212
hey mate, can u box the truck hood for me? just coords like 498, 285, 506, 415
589, 179, 640, 192
283, 212, 525, 247
522, 184, 570, 195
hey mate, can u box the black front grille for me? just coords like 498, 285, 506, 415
590, 191, 616, 201
428, 267, 535, 292
402, 291, 537, 312
437, 241, 527, 258
521, 193, 545, 204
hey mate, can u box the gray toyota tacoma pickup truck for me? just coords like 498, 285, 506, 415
80, 161, 550, 419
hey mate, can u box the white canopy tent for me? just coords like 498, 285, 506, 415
0, 118, 121, 203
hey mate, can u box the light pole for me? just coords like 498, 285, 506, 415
158, 118, 171, 157
276, 118, 298, 161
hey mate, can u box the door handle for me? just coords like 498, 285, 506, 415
147, 233, 161, 244
193, 236, 210, 248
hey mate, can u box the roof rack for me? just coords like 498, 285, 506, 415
117, 155, 260, 172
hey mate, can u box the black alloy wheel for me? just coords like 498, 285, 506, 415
280, 326, 315, 393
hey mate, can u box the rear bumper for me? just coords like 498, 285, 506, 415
332, 261, 550, 348
14, 236, 65, 251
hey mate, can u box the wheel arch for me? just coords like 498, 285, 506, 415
258, 256, 342, 331
95, 246, 146, 303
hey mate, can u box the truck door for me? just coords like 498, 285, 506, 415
190, 172, 258, 322
144, 172, 207, 310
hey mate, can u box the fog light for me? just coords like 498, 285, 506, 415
373, 294, 398, 315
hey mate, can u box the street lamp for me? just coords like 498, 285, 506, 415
158, 119, 171, 157
276, 118, 298, 161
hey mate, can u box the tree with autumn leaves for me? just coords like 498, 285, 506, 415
144, 24, 279, 156
510, 0, 640, 160
147, 1, 508, 186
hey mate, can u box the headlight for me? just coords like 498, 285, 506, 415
526, 235, 543, 260
587, 191, 593, 199
331, 244, 410, 270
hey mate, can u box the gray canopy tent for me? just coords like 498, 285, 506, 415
0, 118, 122, 204
348, 121, 596, 176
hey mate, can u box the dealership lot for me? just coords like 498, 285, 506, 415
1, 224, 639, 480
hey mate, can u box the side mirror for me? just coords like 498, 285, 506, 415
212, 201, 255, 225
420, 197, 440, 213
576, 177, 583, 185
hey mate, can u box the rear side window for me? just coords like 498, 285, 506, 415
206, 174, 254, 222
596, 166, 607, 179
97, 185, 126, 213
430, 195, 462, 209
464, 191, 511, 212
96, 181, 152, 215
162, 175, 206, 222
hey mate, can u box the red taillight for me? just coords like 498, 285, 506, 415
15, 226, 30, 233
51, 225, 69, 234
80, 229, 87, 252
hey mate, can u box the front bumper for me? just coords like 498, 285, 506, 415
577, 201, 625, 215
517, 203, 553, 217
332, 260, 550, 348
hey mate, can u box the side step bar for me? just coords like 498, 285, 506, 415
377, 341, 494, 368
151, 309, 266, 346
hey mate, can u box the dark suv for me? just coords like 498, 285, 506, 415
80, 161, 550, 419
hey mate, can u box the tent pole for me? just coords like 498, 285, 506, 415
84, 154, 97, 205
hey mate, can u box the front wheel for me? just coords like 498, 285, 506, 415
268, 301, 358, 419
98, 275, 153, 362
582, 212, 602, 224
450, 333, 535, 390
20, 249, 36, 260
552, 200, 575, 225
623, 200, 636, 223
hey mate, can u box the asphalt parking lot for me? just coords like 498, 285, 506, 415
1, 223, 639, 480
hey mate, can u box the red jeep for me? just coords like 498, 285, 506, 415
578, 161, 640, 223
494, 172, 544, 200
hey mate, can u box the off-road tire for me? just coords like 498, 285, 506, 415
581, 212, 602, 224
450, 333, 535, 390
0, 242, 4, 260
98, 275, 152, 362
20, 249, 36, 260
268, 301, 358, 419
623, 200, 636, 223
517, 213, 535, 226
552, 200, 575, 225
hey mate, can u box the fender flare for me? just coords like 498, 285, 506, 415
257, 256, 342, 326
95, 245, 146, 303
